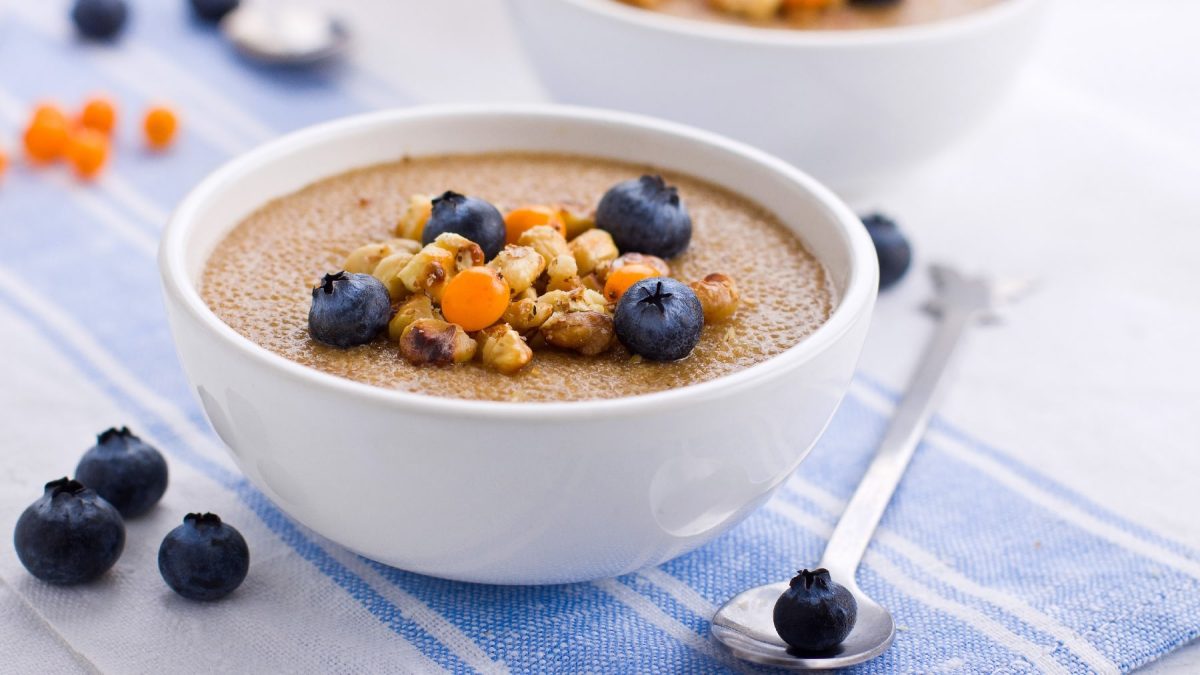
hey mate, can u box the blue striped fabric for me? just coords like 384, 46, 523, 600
1, 4, 1198, 673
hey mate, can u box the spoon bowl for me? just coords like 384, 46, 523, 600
712, 580, 895, 669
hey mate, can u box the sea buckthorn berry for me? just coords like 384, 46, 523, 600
79, 97, 117, 135
504, 205, 565, 245
33, 103, 68, 126
440, 266, 511, 332
24, 115, 70, 164
143, 106, 178, 150
604, 262, 660, 302
0, 147, 8, 177
67, 128, 110, 179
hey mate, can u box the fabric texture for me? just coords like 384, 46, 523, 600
0, 2, 1197, 673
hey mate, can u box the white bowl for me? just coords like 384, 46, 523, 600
506, 0, 1044, 198
159, 105, 877, 584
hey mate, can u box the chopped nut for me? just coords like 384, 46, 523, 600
397, 243, 455, 300
503, 296, 554, 334
710, 0, 783, 20
540, 287, 610, 315
343, 242, 396, 275
689, 273, 740, 322
517, 224, 571, 266
388, 238, 422, 255
395, 193, 433, 240
372, 250, 416, 300
398, 318, 476, 365
580, 272, 604, 293
489, 245, 546, 295
540, 311, 614, 356
611, 252, 670, 278
388, 294, 439, 341
476, 323, 533, 374
569, 229, 618, 276
558, 206, 596, 240
431, 232, 485, 273
545, 253, 581, 292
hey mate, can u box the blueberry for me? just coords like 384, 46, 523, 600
421, 191, 505, 260
308, 271, 391, 348
75, 426, 168, 518
14, 478, 125, 585
773, 568, 858, 653
189, 0, 239, 23
71, 0, 128, 40
158, 513, 249, 601
861, 212, 912, 291
614, 278, 704, 361
596, 175, 692, 259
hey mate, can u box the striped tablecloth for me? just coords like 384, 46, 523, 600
2, 1, 1198, 672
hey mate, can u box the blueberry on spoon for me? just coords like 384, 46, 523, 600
860, 212, 912, 291
75, 426, 168, 518
158, 513, 249, 601
421, 191, 506, 260
614, 277, 704, 361
773, 568, 858, 653
596, 175, 692, 259
14, 478, 126, 585
308, 271, 391, 348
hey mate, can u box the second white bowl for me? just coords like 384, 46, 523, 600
506, 0, 1044, 198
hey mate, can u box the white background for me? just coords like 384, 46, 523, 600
2, 0, 1196, 670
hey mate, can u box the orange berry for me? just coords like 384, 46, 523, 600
79, 96, 117, 135
24, 116, 70, 164
504, 205, 566, 245
143, 105, 178, 149
0, 147, 8, 177
604, 263, 660, 302
32, 103, 67, 126
67, 128, 110, 179
440, 267, 511, 332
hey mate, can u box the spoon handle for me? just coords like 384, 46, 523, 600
818, 306, 977, 577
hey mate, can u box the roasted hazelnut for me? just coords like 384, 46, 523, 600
398, 318, 476, 365
540, 310, 614, 356
689, 273, 740, 322
476, 323, 533, 374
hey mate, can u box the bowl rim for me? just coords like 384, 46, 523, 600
553, 0, 1041, 46
160, 103, 877, 420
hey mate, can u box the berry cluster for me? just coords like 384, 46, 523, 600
0, 96, 178, 184
12, 426, 249, 601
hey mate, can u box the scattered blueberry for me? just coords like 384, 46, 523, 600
75, 426, 168, 519
421, 191, 506, 260
13, 478, 125, 585
861, 212, 912, 291
189, 0, 240, 23
308, 271, 391, 348
773, 568, 858, 653
158, 513, 249, 601
596, 175, 692, 259
614, 278, 704, 361
71, 0, 128, 40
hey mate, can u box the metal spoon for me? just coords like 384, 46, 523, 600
712, 264, 1027, 669
221, 3, 349, 66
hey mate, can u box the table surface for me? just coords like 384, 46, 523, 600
2, 0, 1197, 671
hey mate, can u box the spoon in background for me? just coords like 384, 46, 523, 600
711, 264, 1031, 669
